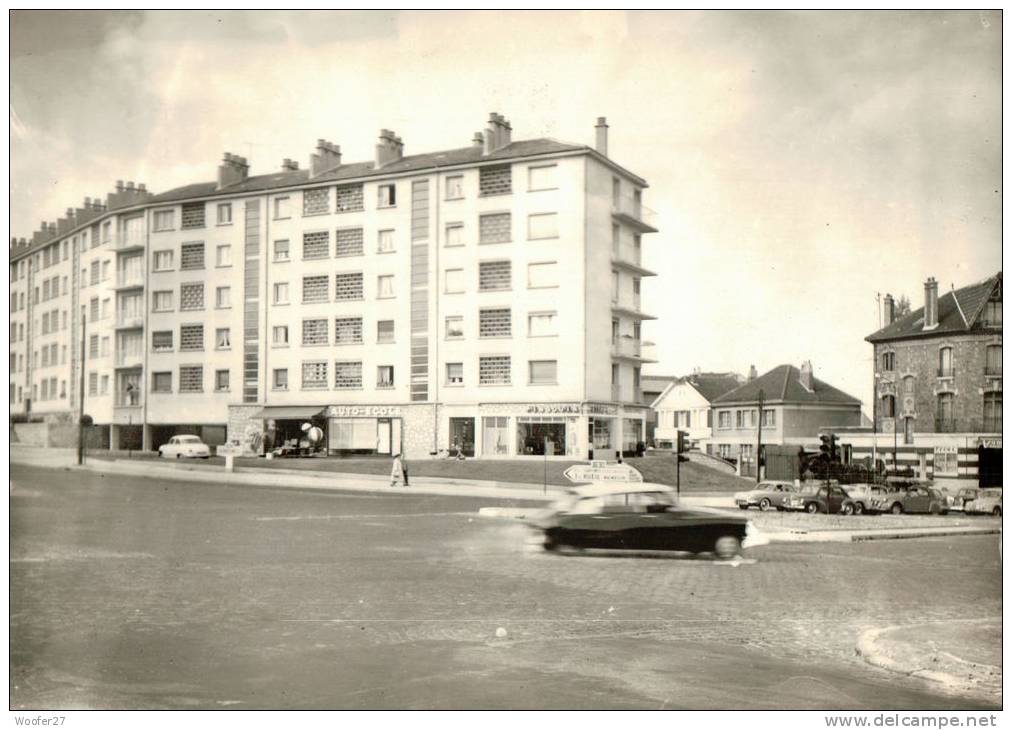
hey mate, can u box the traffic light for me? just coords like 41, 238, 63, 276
829, 434, 839, 462
675, 430, 685, 454
819, 434, 831, 460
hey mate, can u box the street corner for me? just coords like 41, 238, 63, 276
856, 618, 1002, 702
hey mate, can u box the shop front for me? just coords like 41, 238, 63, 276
257, 406, 329, 455
324, 405, 403, 456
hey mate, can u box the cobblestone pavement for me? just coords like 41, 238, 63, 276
10, 464, 1001, 710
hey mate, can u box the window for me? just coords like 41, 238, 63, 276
181, 203, 205, 229
935, 347, 954, 377
529, 360, 557, 385
302, 362, 328, 389
303, 188, 330, 216
445, 223, 464, 248
100, 337, 110, 358
180, 283, 204, 311
302, 318, 329, 346
479, 308, 511, 338
217, 203, 232, 225
90, 261, 100, 285
215, 287, 231, 309
611, 270, 619, 302
762, 409, 776, 427
180, 324, 204, 352
215, 370, 230, 392
215, 328, 231, 349
102, 260, 112, 281
378, 184, 396, 208
986, 345, 1002, 376
303, 231, 330, 259
445, 175, 464, 200
334, 362, 363, 390
377, 275, 395, 299
216, 245, 232, 267
445, 316, 464, 339
335, 317, 363, 345
274, 239, 290, 261
88, 373, 98, 396
153, 291, 173, 312
180, 242, 205, 270
335, 184, 364, 212
377, 229, 395, 253
936, 392, 954, 425
179, 366, 203, 393
273, 369, 289, 390
903, 375, 915, 394
479, 355, 511, 385
528, 311, 558, 337
446, 362, 463, 385
377, 365, 394, 389
153, 210, 175, 231
152, 331, 173, 352
479, 260, 511, 291
984, 300, 1002, 327
479, 165, 511, 196
154, 250, 174, 271
90, 297, 99, 321
274, 196, 291, 219
377, 320, 395, 344
303, 275, 329, 303
152, 372, 172, 393
88, 334, 99, 359
933, 447, 958, 476
718, 411, 731, 429
880, 394, 896, 418
528, 164, 557, 191
272, 325, 289, 346
445, 268, 465, 294
335, 272, 364, 301
479, 213, 511, 244
527, 261, 558, 289
528, 213, 559, 240
273, 282, 290, 305
983, 392, 1001, 432
881, 351, 895, 371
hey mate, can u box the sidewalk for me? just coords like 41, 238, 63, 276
857, 618, 1002, 703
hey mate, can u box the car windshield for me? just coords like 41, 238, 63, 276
178, 436, 202, 444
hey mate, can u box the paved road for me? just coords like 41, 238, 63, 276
10, 464, 1001, 710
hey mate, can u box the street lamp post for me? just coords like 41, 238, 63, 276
77, 314, 87, 466
872, 373, 879, 483
755, 389, 765, 484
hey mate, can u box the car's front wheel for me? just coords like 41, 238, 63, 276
890, 503, 904, 515
853, 502, 864, 515
994, 507, 1002, 517
759, 498, 772, 512
841, 503, 854, 516
805, 502, 820, 514
713, 535, 741, 559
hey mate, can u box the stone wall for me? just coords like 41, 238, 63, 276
401, 404, 436, 459
10, 422, 48, 446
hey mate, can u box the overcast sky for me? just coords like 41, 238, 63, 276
10, 10, 1002, 408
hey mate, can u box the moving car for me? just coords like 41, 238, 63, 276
530, 483, 765, 558
786, 484, 857, 514
158, 434, 212, 459
868, 486, 949, 515
734, 480, 798, 511
964, 489, 1002, 516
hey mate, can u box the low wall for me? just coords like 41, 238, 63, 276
10, 422, 48, 447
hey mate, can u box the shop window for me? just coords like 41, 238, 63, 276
517, 418, 567, 456
482, 417, 509, 455
933, 447, 958, 476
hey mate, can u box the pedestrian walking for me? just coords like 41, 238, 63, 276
391, 453, 409, 487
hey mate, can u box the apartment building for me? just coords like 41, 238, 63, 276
836, 273, 1002, 489
10, 113, 659, 459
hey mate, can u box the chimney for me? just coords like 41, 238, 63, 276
748, 364, 757, 382
138, 183, 146, 193
923, 277, 939, 329
126, 181, 135, 192
472, 132, 485, 148
282, 158, 300, 172
115, 180, 124, 193
883, 293, 895, 326
595, 116, 609, 156
374, 130, 403, 168
309, 139, 341, 177
799, 360, 814, 391
482, 112, 513, 155
217, 152, 250, 190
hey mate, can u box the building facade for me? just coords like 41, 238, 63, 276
836, 274, 1002, 490
707, 362, 862, 467
651, 371, 743, 449
10, 114, 660, 459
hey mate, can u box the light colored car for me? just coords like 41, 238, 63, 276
964, 489, 1002, 516
734, 480, 798, 511
842, 484, 894, 515
158, 434, 211, 459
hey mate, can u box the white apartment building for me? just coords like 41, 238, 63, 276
10, 113, 659, 459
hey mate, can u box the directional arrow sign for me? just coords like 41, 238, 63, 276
563, 462, 643, 484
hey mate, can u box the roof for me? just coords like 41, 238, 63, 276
866, 272, 1002, 343
649, 372, 743, 409
641, 375, 678, 394
713, 364, 861, 406
148, 138, 591, 204
569, 482, 674, 497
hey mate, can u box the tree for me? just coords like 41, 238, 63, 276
895, 294, 912, 318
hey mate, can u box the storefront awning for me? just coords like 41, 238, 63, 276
256, 406, 326, 420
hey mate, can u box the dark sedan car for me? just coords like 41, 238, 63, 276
786, 484, 858, 514
869, 486, 950, 515
530, 483, 766, 559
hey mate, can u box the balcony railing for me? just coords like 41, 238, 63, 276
611, 195, 658, 232
612, 244, 642, 267
116, 350, 143, 368
985, 365, 1002, 377
116, 273, 144, 289
612, 337, 642, 358
934, 417, 1001, 433
114, 235, 145, 251
936, 367, 955, 378
116, 313, 143, 328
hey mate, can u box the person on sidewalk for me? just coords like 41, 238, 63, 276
391, 453, 409, 487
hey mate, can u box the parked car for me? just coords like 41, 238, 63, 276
158, 434, 211, 459
734, 480, 799, 511
868, 486, 949, 515
530, 483, 765, 558
951, 488, 982, 511
786, 484, 858, 514
964, 489, 1002, 517
841, 484, 895, 515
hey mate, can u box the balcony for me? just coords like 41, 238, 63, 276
611, 337, 659, 363
611, 196, 658, 233
115, 350, 143, 369
114, 273, 144, 291
115, 313, 143, 329
113, 235, 145, 253
610, 244, 656, 276
985, 365, 1002, 377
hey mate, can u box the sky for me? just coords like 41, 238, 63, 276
9, 10, 1003, 409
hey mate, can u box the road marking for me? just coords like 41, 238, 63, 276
253, 511, 472, 521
